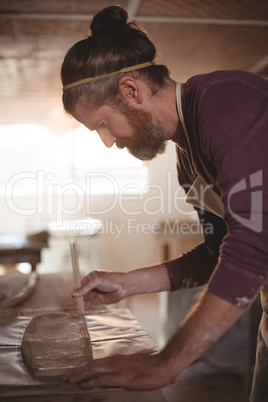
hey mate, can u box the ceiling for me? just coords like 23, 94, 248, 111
0, 0, 268, 132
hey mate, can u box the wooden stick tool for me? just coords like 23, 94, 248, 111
69, 240, 85, 315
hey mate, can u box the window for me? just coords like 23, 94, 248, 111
72, 126, 148, 194
0, 123, 148, 196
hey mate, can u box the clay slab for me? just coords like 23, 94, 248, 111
21, 312, 93, 376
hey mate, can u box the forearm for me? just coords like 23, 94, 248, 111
160, 288, 244, 378
66, 286, 246, 390
124, 263, 171, 297
72, 263, 171, 306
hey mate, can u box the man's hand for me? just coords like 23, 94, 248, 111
72, 271, 127, 306
72, 264, 171, 307
67, 288, 244, 391
63, 352, 173, 390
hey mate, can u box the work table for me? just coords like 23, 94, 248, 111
0, 272, 181, 402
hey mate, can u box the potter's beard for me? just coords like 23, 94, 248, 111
115, 104, 167, 161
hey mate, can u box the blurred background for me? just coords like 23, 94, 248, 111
0, 2, 267, 396
0, 0, 267, 274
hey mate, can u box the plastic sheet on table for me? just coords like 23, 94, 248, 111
0, 308, 160, 399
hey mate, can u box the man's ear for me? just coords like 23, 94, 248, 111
118, 76, 143, 105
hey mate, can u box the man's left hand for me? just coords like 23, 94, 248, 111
63, 352, 172, 390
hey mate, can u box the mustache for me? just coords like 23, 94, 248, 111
115, 138, 132, 149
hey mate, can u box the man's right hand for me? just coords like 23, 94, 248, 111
72, 264, 171, 307
72, 270, 128, 306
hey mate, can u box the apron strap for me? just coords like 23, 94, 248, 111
176, 82, 224, 219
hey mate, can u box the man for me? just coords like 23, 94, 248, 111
61, 5, 268, 400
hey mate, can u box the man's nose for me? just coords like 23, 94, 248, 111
98, 130, 116, 148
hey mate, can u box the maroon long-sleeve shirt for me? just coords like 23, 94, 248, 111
164, 70, 268, 309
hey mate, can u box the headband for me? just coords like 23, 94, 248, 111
62, 61, 154, 91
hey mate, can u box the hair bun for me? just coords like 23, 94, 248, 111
90, 5, 128, 36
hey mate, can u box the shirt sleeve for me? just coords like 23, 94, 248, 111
164, 209, 226, 290
198, 77, 268, 309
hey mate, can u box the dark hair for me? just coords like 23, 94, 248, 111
61, 5, 169, 113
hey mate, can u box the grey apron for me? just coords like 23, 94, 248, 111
176, 82, 224, 219
250, 286, 268, 401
